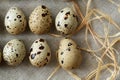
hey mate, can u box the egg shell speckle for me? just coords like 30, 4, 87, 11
29, 5, 52, 34
29, 38, 51, 67
55, 7, 78, 35
5, 7, 27, 34
3, 39, 26, 66
58, 38, 82, 69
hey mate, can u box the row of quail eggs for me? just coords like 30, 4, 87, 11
0, 38, 82, 70
5, 5, 78, 35
1, 38, 51, 67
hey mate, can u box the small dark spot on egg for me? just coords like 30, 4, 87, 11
8, 43, 12, 46
57, 21, 60, 26
45, 58, 48, 62
61, 52, 64, 55
64, 16, 68, 20
17, 15, 21, 18
37, 51, 41, 54
14, 60, 16, 62
31, 54, 36, 59
73, 14, 76, 17
47, 52, 50, 56
16, 54, 18, 57
14, 19, 16, 21
42, 13, 48, 17
7, 26, 10, 28
61, 10, 63, 13
30, 48, 33, 52
67, 48, 71, 51
42, 13, 46, 17
35, 41, 38, 43
64, 24, 68, 28
42, 5, 46, 9
20, 20, 22, 22
61, 60, 64, 64
39, 46, 44, 50
39, 39, 44, 42
68, 43, 72, 46
65, 11, 70, 15
7, 16, 9, 19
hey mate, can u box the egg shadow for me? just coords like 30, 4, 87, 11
0, 14, 5, 34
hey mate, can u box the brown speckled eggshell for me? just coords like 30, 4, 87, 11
58, 38, 82, 69
55, 7, 78, 35
5, 7, 27, 34
3, 39, 26, 66
29, 5, 52, 34
29, 38, 51, 67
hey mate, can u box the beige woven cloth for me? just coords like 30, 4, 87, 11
0, 0, 119, 80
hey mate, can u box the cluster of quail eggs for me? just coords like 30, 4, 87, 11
2, 38, 52, 67
0, 38, 82, 70
2, 5, 82, 69
5, 5, 78, 35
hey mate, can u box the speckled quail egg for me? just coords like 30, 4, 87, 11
5, 7, 27, 34
55, 7, 78, 35
58, 38, 82, 69
29, 5, 52, 34
3, 39, 26, 66
29, 38, 51, 67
